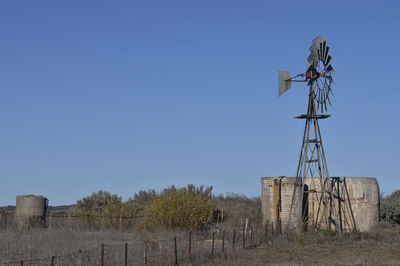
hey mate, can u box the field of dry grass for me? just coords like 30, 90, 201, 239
205, 223, 400, 265
206, 239, 400, 265
1, 223, 400, 265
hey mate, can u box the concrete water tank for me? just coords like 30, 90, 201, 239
16, 195, 48, 228
261, 177, 304, 230
261, 177, 380, 232
338, 177, 379, 231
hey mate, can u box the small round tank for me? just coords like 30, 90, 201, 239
16, 195, 48, 228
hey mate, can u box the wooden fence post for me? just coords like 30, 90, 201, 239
144, 242, 147, 265
188, 231, 192, 257
124, 243, 128, 266
100, 243, 104, 266
250, 227, 253, 245
20, 260, 23, 266
242, 225, 246, 250
77, 250, 82, 266
222, 231, 225, 253
211, 232, 215, 256
119, 216, 122, 231
232, 230, 236, 249
48, 214, 52, 231
50, 256, 55, 266
174, 236, 178, 265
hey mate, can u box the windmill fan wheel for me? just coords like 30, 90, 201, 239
306, 37, 335, 113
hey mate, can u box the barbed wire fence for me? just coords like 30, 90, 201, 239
0, 219, 287, 265
0, 212, 290, 265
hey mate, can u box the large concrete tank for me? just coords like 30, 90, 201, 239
337, 177, 379, 231
303, 177, 380, 232
261, 177, 380, 232
16, 195, 48, 228
261, 177, 304, 230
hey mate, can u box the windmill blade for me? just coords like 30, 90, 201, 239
308, 36, 325, 72
323, 46, 330, 64
312, 36, 325, 52
324, 55, 333, 69
326, 65, 335, 74
322, 41, 327, 61
278, 70, 291, 96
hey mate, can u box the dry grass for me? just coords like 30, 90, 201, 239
205, 223, 400, 266
1, 223, 400, 265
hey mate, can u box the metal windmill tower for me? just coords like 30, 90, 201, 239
278, 37, 356, 233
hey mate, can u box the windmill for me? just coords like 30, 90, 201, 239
278, 37, 356, 233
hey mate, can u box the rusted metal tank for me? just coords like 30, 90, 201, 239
261, 177, 304, 230
16, 195, 48, 228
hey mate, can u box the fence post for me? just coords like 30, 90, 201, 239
50, 255, 55, 266
174, 236, 178, 265
48, 213, 52, 231
222, 231, 225, 253
188, 231, 192, 257
20, 260, 23, 266
250, 227, 253, 245
211, 232, 215, 256
119, 216, 122, 231
124, 243, 128, 266
242, 224, 246, 250
144, 242, 147, 265
232, 230, 236, 249
158, 240, 163, 265
100, 243, 104, 266
77, 250, 82, 266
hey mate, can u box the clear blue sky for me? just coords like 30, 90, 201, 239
1, 1, 399, 205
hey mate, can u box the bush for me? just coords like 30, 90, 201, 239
145, 185, 214, 230
72, 190, 123, 216
126, 189, 157, 217
381, 190, 400, 224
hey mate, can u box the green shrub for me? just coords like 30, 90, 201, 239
381, 190, 400, 224
125, 189, 157, 217
145, 185, 214, 230
72, 190, 123, 216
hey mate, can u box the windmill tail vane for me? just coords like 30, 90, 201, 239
277, 36, 356, 233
